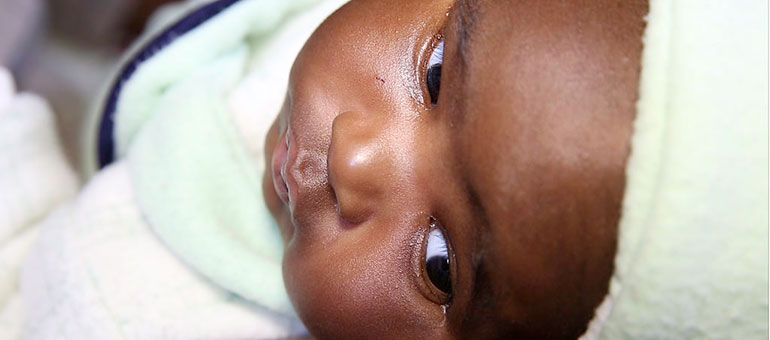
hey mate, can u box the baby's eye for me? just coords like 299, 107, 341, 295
425, 219, 451, 294
426, 40, 444, 105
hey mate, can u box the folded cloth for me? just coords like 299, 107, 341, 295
0, 67, 79, 339
9, 0, 348, 338
582, 0, 768, 339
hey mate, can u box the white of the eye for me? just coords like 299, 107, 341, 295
426, 228, 448, 261
428, 40, 444, 68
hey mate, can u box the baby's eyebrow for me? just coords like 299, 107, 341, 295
454, 0, 481, 67
445, 0, 481, 130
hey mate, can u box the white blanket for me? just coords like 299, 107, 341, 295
0, 67, 79, 339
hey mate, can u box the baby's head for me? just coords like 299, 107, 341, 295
264, 0, 646, 338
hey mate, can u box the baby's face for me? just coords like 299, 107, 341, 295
263, 0, 646, 338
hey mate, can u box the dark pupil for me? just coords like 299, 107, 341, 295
427, 64, 442, 104
426, 255, 451, 294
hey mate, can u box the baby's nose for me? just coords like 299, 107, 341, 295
328, 110, 395, 224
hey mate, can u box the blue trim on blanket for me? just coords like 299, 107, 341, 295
97, 0, 241, 168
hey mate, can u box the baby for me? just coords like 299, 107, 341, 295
3, 0, 763, 338
263, 0, 647, 338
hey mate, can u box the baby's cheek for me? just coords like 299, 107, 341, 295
282, 238, 445, 339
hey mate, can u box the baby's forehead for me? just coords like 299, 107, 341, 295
439, 0, 644, 336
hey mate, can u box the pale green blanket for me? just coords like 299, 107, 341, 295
97, 0, 351, 317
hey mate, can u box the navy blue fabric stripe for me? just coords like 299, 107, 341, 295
97, 0, 242, 169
